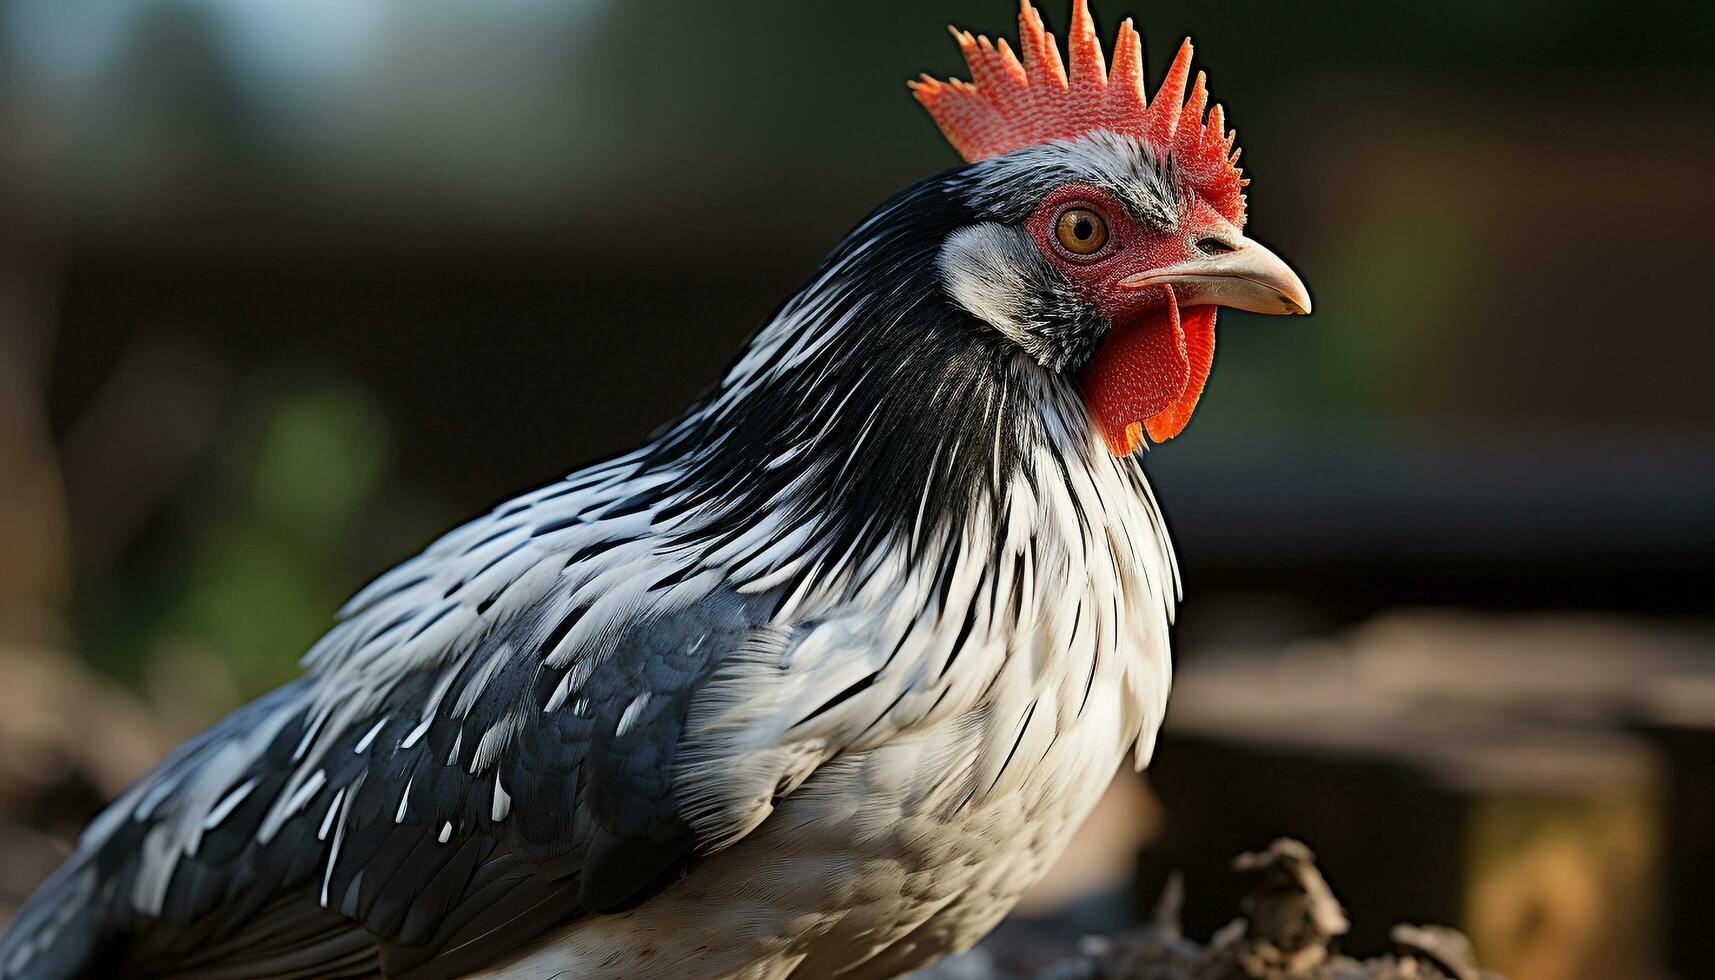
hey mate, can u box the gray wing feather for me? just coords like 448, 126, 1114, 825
0, 462, 788, 980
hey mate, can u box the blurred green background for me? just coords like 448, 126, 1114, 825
0, 2, 1710, 978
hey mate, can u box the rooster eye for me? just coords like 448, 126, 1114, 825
1054, 208, 1109, 256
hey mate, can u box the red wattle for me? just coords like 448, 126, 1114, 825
1079, 286, 1190, 455
1143, 304, 1217, 444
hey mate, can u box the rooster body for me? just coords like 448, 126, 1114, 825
0, 4, 1308, 978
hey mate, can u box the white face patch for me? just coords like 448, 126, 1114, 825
937, 219, 1104, 373
939, 223, 1047, 352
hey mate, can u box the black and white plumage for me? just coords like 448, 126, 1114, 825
0, 7, 1312, 977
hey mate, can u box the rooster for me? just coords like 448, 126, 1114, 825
0, 3, 1308, 978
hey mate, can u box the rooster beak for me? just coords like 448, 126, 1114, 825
1118, 235, 1311, 316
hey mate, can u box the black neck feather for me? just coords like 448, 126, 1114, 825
647, 169, 1043, 562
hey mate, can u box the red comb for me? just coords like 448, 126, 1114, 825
910, 1, 1246, 225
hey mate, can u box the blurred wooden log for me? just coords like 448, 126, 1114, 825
1136, 611, 1693, 980
1138, 731, 1655, 980
1636, 672, 1715, 980
1046, 838, 1504, 980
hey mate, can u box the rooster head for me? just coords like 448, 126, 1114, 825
913, 0, 1310, 455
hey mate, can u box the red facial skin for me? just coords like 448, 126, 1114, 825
1024, 182, 1225, 455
